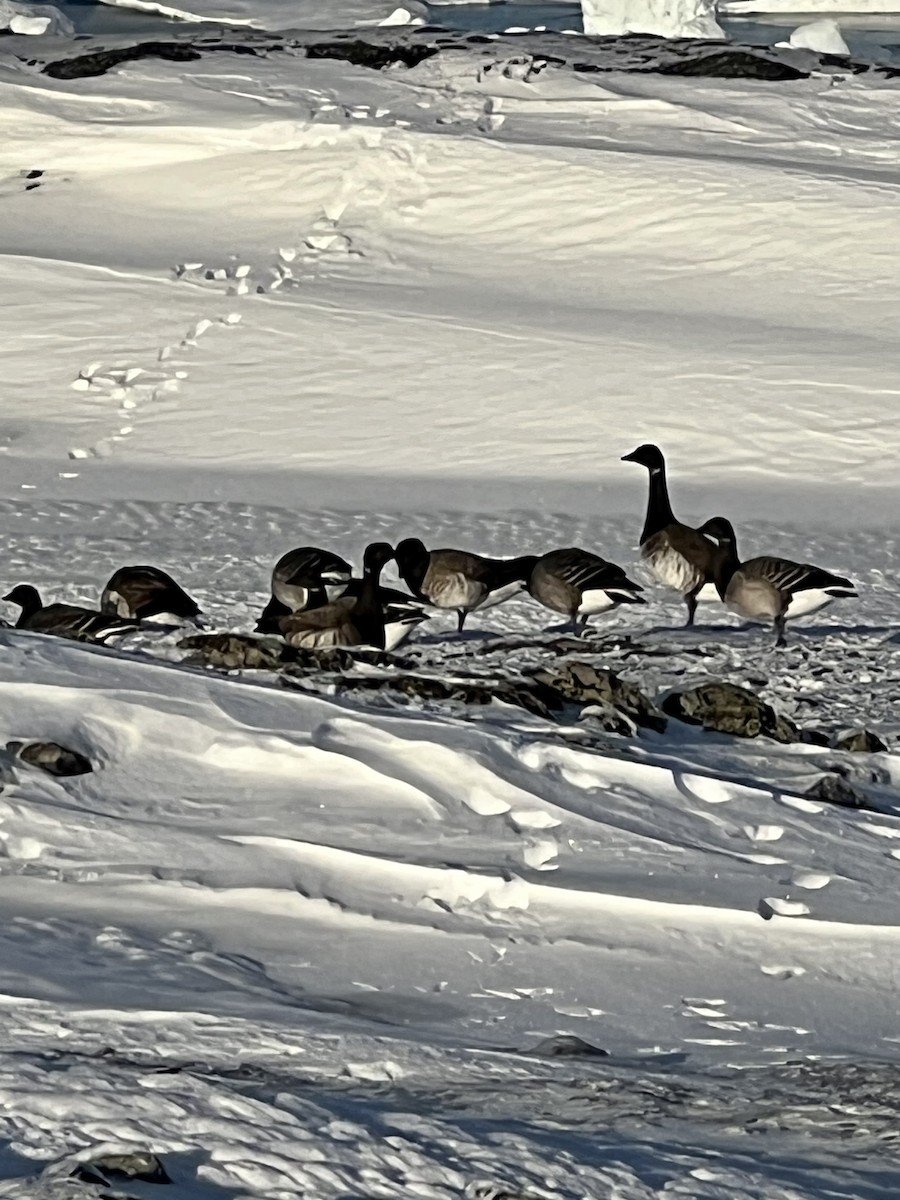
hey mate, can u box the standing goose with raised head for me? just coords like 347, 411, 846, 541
527, 547, 645, 633
278, 542, 396, 650
101, 564, 201, 624
621, 443, 721, 626
394, 537, 535, 633
256, 545, 353, 632
4, 585, 139, 643
699, 517, 856, 646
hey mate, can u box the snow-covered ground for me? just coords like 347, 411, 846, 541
1, 24, 900, 1200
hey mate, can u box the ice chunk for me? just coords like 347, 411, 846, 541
779, 18, 850, 55
581, 0, 724, 38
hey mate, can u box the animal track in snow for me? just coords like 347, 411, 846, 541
760, 963, 807, 979
791, 871, 831, 890
744, 824, 784, 842
68, 312, 241, 460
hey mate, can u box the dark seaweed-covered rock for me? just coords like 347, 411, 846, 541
662, 681, 798, 743
72, 1150, 171, 1186
322, 672, 560, 718
831, 728, 888, 754
657, 48, 807, 79
533, 662, 665, 732
304, 36, 440, 70
7, 740, 92, 776
524, 1034, 609, 1058
182, 633, 406, 672
180, 632, 295, 671
43, 41, 205, 79
805, 772, 871, 810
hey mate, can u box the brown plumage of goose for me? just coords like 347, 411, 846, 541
278, 542, 398, 650
699, 517, 856, 646
527, 547, 645, 633
621, 443, 722, 626
5, 584, 139, 643
394, 537, 535, 633
101, 565, 201, 623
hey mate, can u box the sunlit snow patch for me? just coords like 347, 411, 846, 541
580, 0, 724, 38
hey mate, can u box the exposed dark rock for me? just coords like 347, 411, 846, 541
662, 681, 798, 743
799, 727, 831, 747
524, 1034, 609, 1058
182, 632, 406, 672
72, 1150, 171, 1187
805, 772, 871, 810
304, 36, 440, 70
580, 701, 641, 737
656, 48, 808, 79
8, 740, 92, 776
317, 671, 560, 718
44, 41, 204, 79
533, 662, 666, 733
180, 632, 295, 671
832, 728, 888, 754
33, 26, 852, 87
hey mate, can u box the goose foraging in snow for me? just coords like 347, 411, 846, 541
101, 564, 201, 624
621, 443, 722, 625
278, 542, 397, 650
527, 547, 645, 633
4, 584, 139, 643
699, 516, 857, 646
256, 545, 353, 632
394, 537, 536, 633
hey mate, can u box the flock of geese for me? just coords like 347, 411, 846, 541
1, 445, 857, 652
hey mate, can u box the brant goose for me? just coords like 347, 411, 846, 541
4, 584, 139, 643
278, 542, 397, 650
101, 564, 201, 624
699, 517, 857, 646
394, 537, 535, 632
621, 443, 721, 625
527, 547, 646, 632
256, 545, 352, 633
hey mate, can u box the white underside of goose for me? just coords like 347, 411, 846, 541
576, 589, 619, 616
383, 617, 425, 652
784, 588, 854, 619
473, 580, 526, 611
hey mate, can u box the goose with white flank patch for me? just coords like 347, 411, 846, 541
4, 584, 139, 643
256, 545, 353, 632
527, 547, 645, 633
278, 542, 398, 650
698, 517, 857, 646
101, 564, 201, 624
621, 443, 722, 625
394, 537, 535, 633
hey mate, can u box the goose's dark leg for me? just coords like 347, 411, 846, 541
569, 611, 580, 636
684, 585, 701, 628
578, 614, 590, 632
774, 613, 787, 648
457, 609, 467, 634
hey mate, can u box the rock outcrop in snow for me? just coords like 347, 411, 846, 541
581, 0, 724, 40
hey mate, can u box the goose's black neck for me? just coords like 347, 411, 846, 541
710, 537, 740, 598
396, 546, 429, 600
354, 559, 388, 649
640, 464, 676, 542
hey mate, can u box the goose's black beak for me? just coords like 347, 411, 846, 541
620, 450, 639, 463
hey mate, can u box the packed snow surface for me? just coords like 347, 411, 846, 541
1, 21, 900, 1200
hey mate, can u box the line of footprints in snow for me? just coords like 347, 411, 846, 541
68, 312, 242, 461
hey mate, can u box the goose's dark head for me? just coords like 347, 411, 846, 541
621, 443, 665, 473
698, 516, 736, 546
394, 537, 428, 575
3, 584, 41, 611
363, 542, 395, 575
